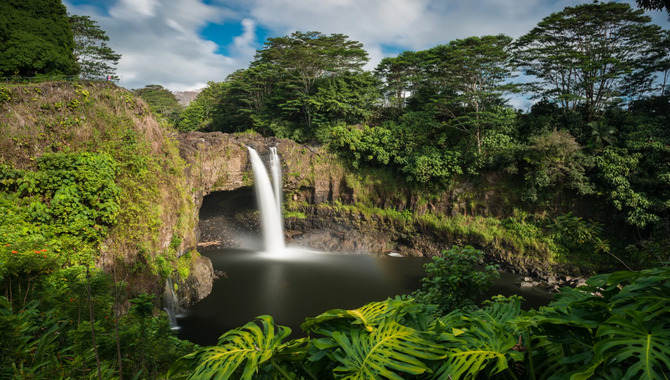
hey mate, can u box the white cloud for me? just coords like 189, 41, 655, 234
64, 0, 256, 91
109, 0, 160, 19
64, 0, 668, 92
231, 18, 258, 59
242, 0, 596, 70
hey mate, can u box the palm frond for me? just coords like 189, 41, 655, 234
301, 298, 414, 336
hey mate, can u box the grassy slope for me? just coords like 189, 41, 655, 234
0, 81, 195, 293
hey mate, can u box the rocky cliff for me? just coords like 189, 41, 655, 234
0, 80, 561, 314
176, 131, 557, 278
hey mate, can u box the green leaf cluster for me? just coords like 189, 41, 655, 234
524, 267, 670, 379
133, 84, 183, 123
0, 153, 120, 288
413, 245, 500, 314
172, 266, 670, 379
0, 282, 194, 379
69, 14, 121, 80
0, 0, 77, 77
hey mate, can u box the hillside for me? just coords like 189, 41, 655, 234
0, 81, 211, 303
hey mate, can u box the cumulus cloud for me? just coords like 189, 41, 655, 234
231, 18, 258, 59
64, 0, 257, 91
244, 0, 591, 58
109, 0, 160, 19
64, 0, 666, 92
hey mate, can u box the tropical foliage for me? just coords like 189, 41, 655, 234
173, 1, 670, 268
2, 1, 670, 378
412, 245, 500, 314
0, 82, 196, 379
171, 267, 670, 379
133, 84, 183, 123
0, 0, 77, 77
513, 2, 662, 120
69, 14, 121, 80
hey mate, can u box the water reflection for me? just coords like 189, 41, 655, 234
177, 248, 552, 345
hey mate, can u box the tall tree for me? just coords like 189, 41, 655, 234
433, 35, 515, 155
514, 2, 662, 120
0, 0, 77, 77
635, 0, 670, 17
311, 71, 381, 127
69, 15, 121, 80
254, 31, 368, 130
375, 51, 423, 111
177, 81, 228, 132
133, 84, 182, 122
221, 65, 281, 134
653, 30, 670, 96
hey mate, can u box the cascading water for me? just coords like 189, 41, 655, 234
270, 147, 282, 221
247, 147, 285, 252
179, 147, 554, 346
163, 278, 179, 329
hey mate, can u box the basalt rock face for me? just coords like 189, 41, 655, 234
177, 132, 354, 245
177, 254, 215, 308
177, 132, 558, 279
177, 132, 514, 236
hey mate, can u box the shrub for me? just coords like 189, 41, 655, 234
413, 245, 499, 314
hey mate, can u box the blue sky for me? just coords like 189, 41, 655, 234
63, 0, 669, 109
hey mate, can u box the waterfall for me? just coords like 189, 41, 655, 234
248, 147, 285, 252
163, 278, 179, 329
270, 147, 283, 221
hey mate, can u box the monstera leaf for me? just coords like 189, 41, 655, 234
301, 297, 414, 336
434, 312, 523, 380
327, 318, 447, 379
592, 311, 670, 379
607, 268, 670, 319
168, 315, 297, 380
523, 333, 568, 380
471, 295, 523, 327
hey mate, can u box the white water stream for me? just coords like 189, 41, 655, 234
247, 147, 285, 252
270, 147, 283, 223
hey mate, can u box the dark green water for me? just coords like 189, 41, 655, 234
176, 247, 553, 345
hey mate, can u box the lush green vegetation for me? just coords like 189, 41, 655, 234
0, 276, 194, 379
133, 84, 183, 124
0, 81, 197, 378
169, 247, 670, 379
182, 2, 669, 270
1, 1, 121, 81
166, 6, 670, 374
412, 246, 500, 314
0, 0, 77, 77
2, 1, 669, 378
0, 5, 196, 376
